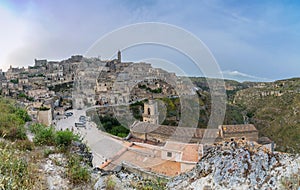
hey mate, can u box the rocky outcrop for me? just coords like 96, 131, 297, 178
71, 141, 93, 167
167, 141, 300, 190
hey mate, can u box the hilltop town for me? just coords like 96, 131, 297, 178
0, 51, 196, 126
0, 52, 299, 189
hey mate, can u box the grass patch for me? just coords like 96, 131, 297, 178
106, 176, 116, 190
0, 97, 30, 141
67, 154, 90, 184
130, 177, 168, 190
0, 141, 37, 189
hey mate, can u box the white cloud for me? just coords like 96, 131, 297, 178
222, 70, 272, 82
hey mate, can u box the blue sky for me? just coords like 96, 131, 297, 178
0, 0, 300, 81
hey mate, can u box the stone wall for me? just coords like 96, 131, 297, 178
223, 131, 258, 142
37, 109, 52, 126
122, 161, 170, 180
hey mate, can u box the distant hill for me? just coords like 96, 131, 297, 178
234, 78, 300, 153
191, 77, 300, 153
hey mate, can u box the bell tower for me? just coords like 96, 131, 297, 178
117, 50, 121, 63
142, 100, 159, 124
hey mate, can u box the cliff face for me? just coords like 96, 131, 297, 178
167, 141, 300, 190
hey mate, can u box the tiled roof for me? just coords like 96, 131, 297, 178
220, 124, 258, 133
130, 122, 219, 140
150, 160, 181, 176
163, 141, 200, 163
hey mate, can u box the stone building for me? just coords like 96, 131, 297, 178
130, 100, 259, 144
130, 121, 220, 144
37, 109, 52, 126
218, 124, 259, 142
142, 100, 159, 124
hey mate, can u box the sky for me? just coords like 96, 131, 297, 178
0, 0, 300, 81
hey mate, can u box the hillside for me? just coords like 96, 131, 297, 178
190, 77, 300, 153
234, 78, 300, 153
0, 97, 95, 189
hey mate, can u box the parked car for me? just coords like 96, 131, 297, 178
65, 112, 73, 117
75, 122, 86, 128
79, 115, 86, 123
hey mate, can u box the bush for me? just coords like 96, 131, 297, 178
131, 177, 168, 190
2, 125, 27, 141
32, 125, 55, 146
67, 154, 90, 184
98, 116, 129, 138
10, 79, 18, 84
14, 139, 34, 151
15, 108, 31, 122
106, 176, 116, 190
55, 130, 79, 148
29, 123, 44, 134
39, 106, 50, 111
0, 97, 31, 141
30, 124, 80, 148
43, 148, 56, 158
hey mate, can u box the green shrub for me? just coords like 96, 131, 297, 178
10, 79, 18, 84
15, 108, 31, 122
98, 116, 129, 138
43, 148, 56, 158
0, 97, 31, 141
14, 139, 34, 151
39, 106, 50, 111
131, 177, 167, 190
30, 124, 80, 149
106, 176, 116, 190
2, 125, 27, 141
55, 130, 79, 148
32, 125, 55, 146
67, 154, 90, 184
29, 123, 43, 134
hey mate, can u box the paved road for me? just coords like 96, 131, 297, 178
56, 109, 125, 167
55, 99, 147, 167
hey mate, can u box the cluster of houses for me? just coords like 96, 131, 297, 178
0, 51, 196, 126
0, 55, 85, 125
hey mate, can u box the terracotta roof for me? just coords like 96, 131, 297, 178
130, 122, 219, 141
220, 124, 258, 134
163, 141, 200, 163
150, 160, 181, 176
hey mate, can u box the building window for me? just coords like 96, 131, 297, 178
167, 152, 172, 157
